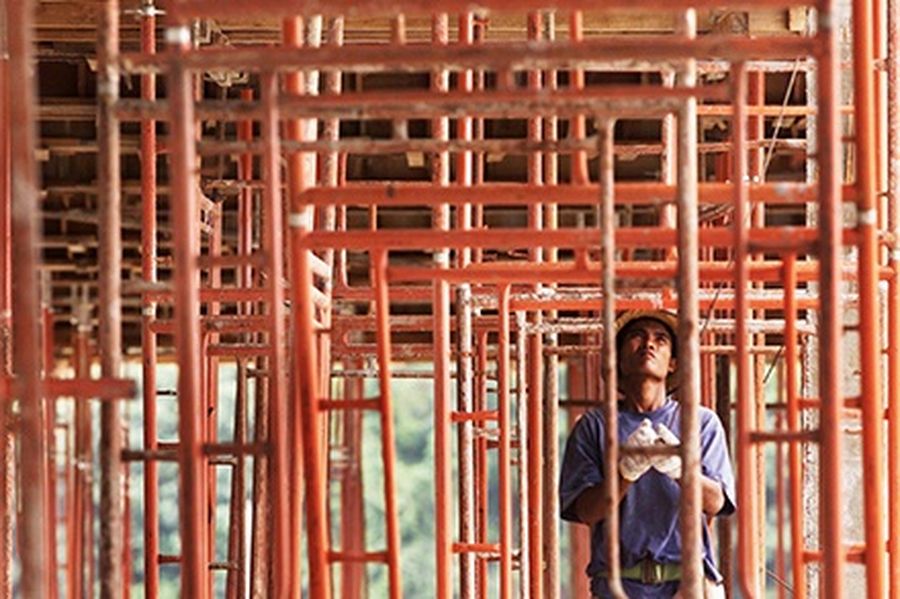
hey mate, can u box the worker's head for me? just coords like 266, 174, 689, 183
614, 309, 678, 392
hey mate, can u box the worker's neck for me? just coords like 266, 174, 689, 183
621, 379, 668, 413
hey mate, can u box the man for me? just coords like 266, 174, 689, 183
559, 310, 735, 598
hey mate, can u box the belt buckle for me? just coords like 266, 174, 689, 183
641, 560, 663, 585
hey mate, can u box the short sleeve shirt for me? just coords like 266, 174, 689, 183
559, 398, 736, 597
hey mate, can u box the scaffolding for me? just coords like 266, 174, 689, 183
2, 0, 900, 597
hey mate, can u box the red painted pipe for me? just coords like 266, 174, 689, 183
733, 61, 760, 598
497, 284, 513, 599
8, 0, 49, 593
139, 6, 160, 597
818, 1, 847, 592
168, 18, 209, 598
432, 13, 454, 599
852, 1, 887, 595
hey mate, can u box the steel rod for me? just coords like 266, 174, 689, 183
497, 284, 513, 599
0, 49, 12, 599
139, 5, 160, 596
97, 0, 125, 596
455, 10, 477, 597
598, 115, 625, 599
733, 61, 760, 598
887, 0, 900, 594
120, 30, 820, 74
168, 19, 208, 598
819, 0, 847, 592
675, 11, 703, 595
8, 0, 55, 591
784, 253, 807, 597
282, 20, 305, 598
525, 15, 544, 597
297, 181, 857, 207
852, 0, 888, 594
432, 14, 454, 599
373, 249, 403, 598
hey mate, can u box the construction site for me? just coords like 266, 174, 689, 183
1, 0, 899, 597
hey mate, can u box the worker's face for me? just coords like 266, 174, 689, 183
617, 319, 676, 384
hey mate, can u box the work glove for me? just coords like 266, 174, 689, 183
652, 422, 682, 480
618, 419, 658, 482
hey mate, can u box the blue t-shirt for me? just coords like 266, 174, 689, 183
559, 398, 736, 598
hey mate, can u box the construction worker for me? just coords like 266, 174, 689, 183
559, 310, 735, 598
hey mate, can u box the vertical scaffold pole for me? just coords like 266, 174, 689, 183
598, 115, 624, 599
818, 0, 846, 593
887, 0, 900, 594
851, 1, 887, 594
733, 60, 760, 599
676, 9, 703, 598
167, 17, 208, 598
140, 3, 159, 596
432, 12, 453, 599
498, 284, 513, 599
455, 12, 477, 599
261, 69, 292, 598
8, 0, 48, 589
525, 15, 544, 598
97, 0, 124, 595
0, 37, 13, 599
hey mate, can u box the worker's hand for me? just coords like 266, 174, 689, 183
652, 422, 682, 480
618, 419, 658, 482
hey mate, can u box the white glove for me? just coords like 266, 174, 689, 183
652, 422, 682, 480
618, 419, 658, 482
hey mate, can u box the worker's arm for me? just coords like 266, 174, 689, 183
562, 417, 659, 527
700, 474, 726, 516
655, 419, 734, 518
572, 476, 632, 527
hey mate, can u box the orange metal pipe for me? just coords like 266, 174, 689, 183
373, 250, 403, 598
819, 0, 847, 592
140, 5, 160, 597
282, 18, 306, 597
497, 284, 513, 599
126, 22, 819, 69
525, 14, 544, 598
260, 70, 292, 598
784, 253, 806, 597
228, 101, 254, 599
432, 13, 454, 599
675, 12, 703, 593
543, 14, 561, 594
299, 181, 856, 207
224, 358, 248, 599
42, 307, 57, 599
189, 254, 878, 287
71, 312, 92, 599
733, 62, 760, 598
9, 0, 49, 591
97, 0, 125, 595
853, 0, 887, 595
455, 13, 477, 599
569, 11, 589, 185
339, 359, 366, 599
566, 355, 592, 599
887, 0, 900, 593
475, 329, 489, 597
598, 116, 625, 599
299, 225, 864, 251
168, 20, 208, 598
0, 50, 10, 599
289, 64, 333, 599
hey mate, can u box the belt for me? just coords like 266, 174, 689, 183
603, 559, 682, 584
